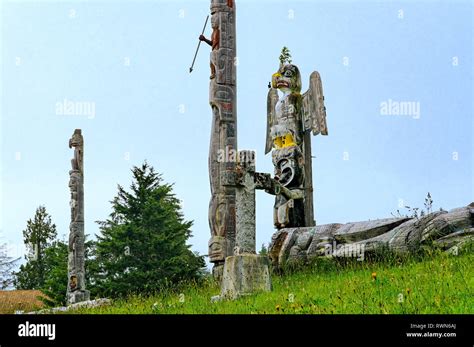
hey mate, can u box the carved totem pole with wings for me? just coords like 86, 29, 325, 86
265, 48, 328, 229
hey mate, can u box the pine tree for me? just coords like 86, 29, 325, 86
41, 240, 68, 306
14, 206, 57, 289
39, 238, 98, 307
95, 162, 205, 297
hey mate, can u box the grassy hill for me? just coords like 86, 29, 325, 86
73, 249, 473, 314
0, 290, 49, 314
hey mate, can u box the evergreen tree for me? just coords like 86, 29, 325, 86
39, 239, 98, 307
83, 239, 100, 296
95, 162, 205, 297
41, 240, 68, 306
14, 206, 57, 289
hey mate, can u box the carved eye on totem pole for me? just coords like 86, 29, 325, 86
208, 236, 225, 262
69, 174, 77, 189
69, 129, 83, 149
277, 159, 296, 187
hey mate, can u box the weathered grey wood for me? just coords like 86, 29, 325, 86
265, 88, 278, 155
388, 211, 447, 254
276, 228, 301, 267
421, 207, 473, 243
220, 255, 272, 300
305, 224, 342, 256
268, 230, 288, 267
207, 0, 238, 280
434, 228, 474, 250
334, 217, 410, 243
268, 224, 341, 265
302, 71, 328, 136
268, 204, 474, 269
303, 131, 315, 227
234, 150, 256, 254
332, 213, 442, 257
67, 129, 90, 305
264, 52, 328, 230
343, 229, 398, 254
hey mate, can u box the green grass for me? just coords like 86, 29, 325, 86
74, 251, 473, 314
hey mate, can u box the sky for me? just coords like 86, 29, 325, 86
1, 0, 472, 267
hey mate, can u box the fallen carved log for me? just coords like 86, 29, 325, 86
268, 203, 474, 269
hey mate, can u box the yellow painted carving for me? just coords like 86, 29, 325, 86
281, 133, 295, 147
271, 72, 281, 88
273, 136, 283, 148
273, 133, 296, 149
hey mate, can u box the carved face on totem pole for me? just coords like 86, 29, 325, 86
208, 236, 226, 262
69, 129, 83, 148
69, 129, 83, 172
69, 275, 78, 291
69, 171, 80, 219
268, 64, 304, 189
67, 128, 89, 303
272, 64, 302, 94
69, 222, 80, 251
207, 0, 237, 278
211, 11, 218, 28
265, 48, 328, 229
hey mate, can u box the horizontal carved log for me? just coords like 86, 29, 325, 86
334, 218, 410, 243
268, 203, 474, 269
434, 228, 474, 250
420, 207, 473, 243
388, 211, 447, 254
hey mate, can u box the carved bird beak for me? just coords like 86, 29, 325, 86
272, 73, 281, 88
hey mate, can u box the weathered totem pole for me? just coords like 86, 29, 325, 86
219, 150, 272, 299
200, 0, 237, 279
265, 48, 328, 230
67, 129, 90, 304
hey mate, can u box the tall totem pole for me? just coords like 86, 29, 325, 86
200, 0, 237, 279
265, 49, 328, 230
67, 129, 90, 304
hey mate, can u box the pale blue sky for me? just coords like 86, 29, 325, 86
1, 0, 472, 265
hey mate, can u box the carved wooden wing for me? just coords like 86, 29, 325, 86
265, 88, 279, 154
302, 71, 328, 136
